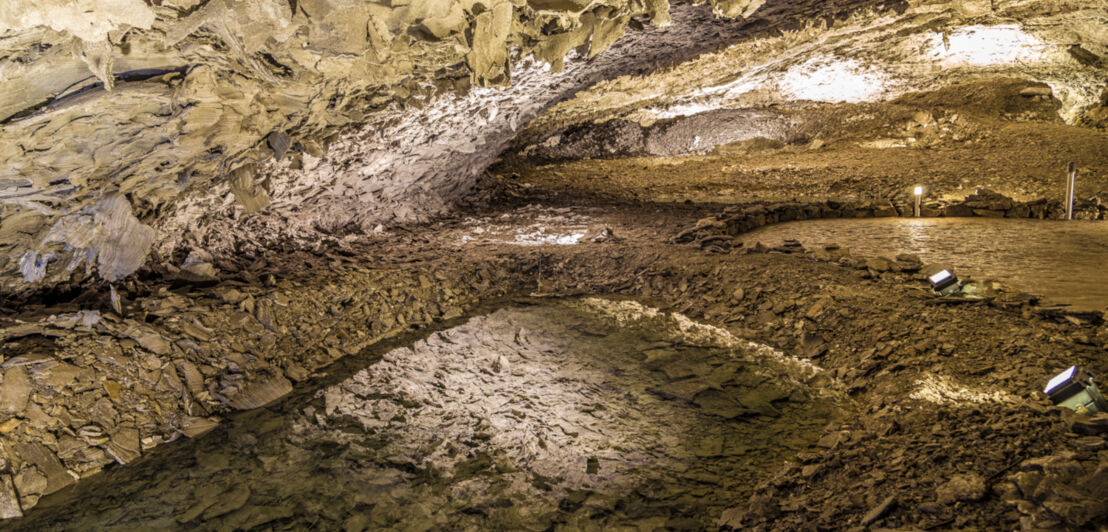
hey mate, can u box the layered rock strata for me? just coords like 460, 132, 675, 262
1, 0, 775, 293
5, 0, 1106, 294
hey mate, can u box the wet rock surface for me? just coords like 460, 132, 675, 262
739, 217, 1108, 312
5, 299, 843, 530
0, 262, 517, 516
1, 0, 1106, 527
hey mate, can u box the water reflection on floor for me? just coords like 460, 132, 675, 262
9, 299, 843, 531
742, 218, 1108, 311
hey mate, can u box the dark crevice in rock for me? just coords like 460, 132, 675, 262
255, 53, 293, 78
0, 98, 56, 126
0, 66, 191, 125
113, 66, 191, 83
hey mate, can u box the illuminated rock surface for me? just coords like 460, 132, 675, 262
6, 300, 844, 529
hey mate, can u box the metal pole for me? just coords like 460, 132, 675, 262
914, 195, 921, 217
1066, 162, 1076, 220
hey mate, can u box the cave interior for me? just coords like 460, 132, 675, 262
0, 0, 1107, 529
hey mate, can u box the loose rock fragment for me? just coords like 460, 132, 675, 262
229, 165, 271, 214
181, 417, 220, 438
0, 475, 21, 519
202, 484, 252, 520
40, 194, 156, 283
12, 443, 74, 497
937, 473, 987, 504
266, 132, 292, 160
226, 374, 293, 410
0, 367, 31, 414
861, 494, 897, 526
106, 426, 142, 465
110, 285, 123, 315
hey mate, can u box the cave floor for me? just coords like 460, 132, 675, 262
1, 202, 1107, 529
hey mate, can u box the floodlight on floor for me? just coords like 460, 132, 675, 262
1044, 366, 1108, 414
928, 269, 961, 296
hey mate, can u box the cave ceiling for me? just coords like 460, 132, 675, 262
0, 0, 1105, 293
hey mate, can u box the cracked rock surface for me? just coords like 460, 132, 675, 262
0, 200, 1104, 527
4, 299, 844, 530
0, 260, 515, 517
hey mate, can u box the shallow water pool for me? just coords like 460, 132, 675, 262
9, 299, 845, 531
742, 218, 1108, 311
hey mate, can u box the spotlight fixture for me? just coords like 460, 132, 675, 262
928, 269, 961, 296
913, 186, 924, 217
1044, 366, 1108, 414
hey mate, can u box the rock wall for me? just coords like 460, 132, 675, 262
152, 5, 772, 260
10, 0, 1105, 294
0, 0, 771, 294
515, 1, 1108, 155
498, 79, 1108, 210
519, 108, 799, 162
513, 78, 1085, 163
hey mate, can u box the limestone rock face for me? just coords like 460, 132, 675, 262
0, 0, 1106, 294
514, 1, 1108, 157
0, 0, 758, 293
0, 1, 156, 43
466, 1, 514, 87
